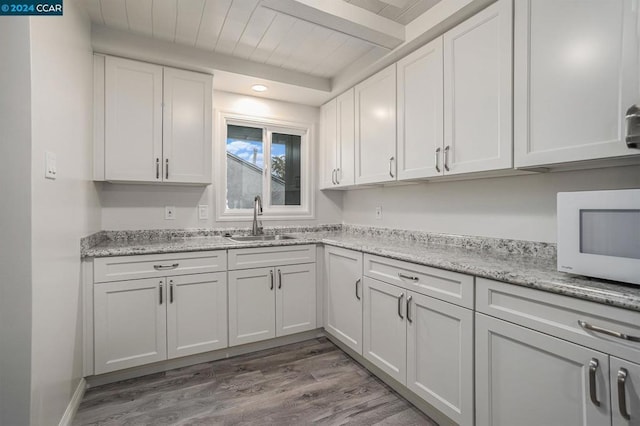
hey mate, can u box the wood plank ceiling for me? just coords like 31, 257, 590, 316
82, 0, 440, 80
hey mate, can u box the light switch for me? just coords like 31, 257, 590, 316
45, 152, 57, 180
198, 205, 209, 220
165, 206, 176, 220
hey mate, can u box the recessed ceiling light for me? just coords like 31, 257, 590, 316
251, 84, 268, 92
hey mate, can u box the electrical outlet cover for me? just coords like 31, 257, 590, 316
165, 206, 176, 220
198, 204, 209, 220
375, 206, 382, 220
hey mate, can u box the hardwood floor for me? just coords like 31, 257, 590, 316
74, 337, 437, 425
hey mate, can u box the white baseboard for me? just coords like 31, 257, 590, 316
58, 378, 86, 426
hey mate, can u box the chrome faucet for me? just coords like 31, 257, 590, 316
252, 195, 263, 235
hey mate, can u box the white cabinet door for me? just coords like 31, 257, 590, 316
355, 64, 397, 184
363, 277, 407, 384
336, 88, 355, 187
228, 267, 276, 346
275, 263, 317, 337
406, 291, 473, 426
476, 313, 611, 426
320, 98, 338, 189
443, 0, 513, 175
325, 246, 364, 354
162, 67, 212, 184
397, 37, 444, 180
104, 56, 163, 182
94, 278, 167, 374
514, 0, 640, 167
611, 357, 640, 426
166, 272, 227, 359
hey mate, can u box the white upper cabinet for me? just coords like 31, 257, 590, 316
320, 98, 338, 190
105, 57, 163, 182
443, 0, 513, 176
162, 67, 212, 184
336, 89, 355, 187
514, 0, 640, 167
100, 55, 212, 184
397, 37, 444, 180
320, 89, 355, 189
355, 64, 397, 184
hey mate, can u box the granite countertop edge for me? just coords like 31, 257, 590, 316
81, 231, 640, 313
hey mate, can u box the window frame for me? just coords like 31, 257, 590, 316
215, 110, 314, 221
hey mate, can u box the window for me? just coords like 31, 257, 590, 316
217, 113, 313, 220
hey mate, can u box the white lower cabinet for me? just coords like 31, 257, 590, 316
363, 276, 474, 425
476, 313, 611, 426
94, 272, 227, 374
476, 278, 640, 426
166, 273, 227, 359
228, 263, 317, 347
324, 246, 364, 354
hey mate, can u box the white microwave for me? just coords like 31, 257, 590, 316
557, 189, 640, 285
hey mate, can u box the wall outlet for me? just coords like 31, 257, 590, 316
375, 206, 382, 220
198, 204, 209, 220
45, 151, 57, 180
165, 206, 176, 220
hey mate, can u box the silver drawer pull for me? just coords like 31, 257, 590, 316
397, 293, 404, 319
398, 273, 419, 282
578, 320, 640, 342
406, 295, 413, 323
589, 358, 600, 407
618, 368, 631, 421
154, 263, 179, 271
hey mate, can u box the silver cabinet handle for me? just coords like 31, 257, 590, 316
355, 278, 361, 300
444, 146, 450, 172
578, 320, 640, 342
336, 168, 340, 185
398, 272, 419, 282
435, 147, 441, 173
154, 263, 179, 271
625, 104, 640, 148
389, 156, 395, 178
156, 158, 160, 179
589, 358, 600, 407
270, 269, 274, 290
331, 169, 336, 185
397, 293, 404, 319
159, 281, 163, 305
406, 295, 413, 323
618, 368, 631, 420
169, 280, 174, 304
165, 158, 169, 179
278, 269, 282, 289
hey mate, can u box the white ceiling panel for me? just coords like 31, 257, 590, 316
152, 0, 178, 42
232, 7, 277, 59
125, 0, 152, 36
100, 0, 128, 31
215, 0, 260, 54
248, 13, 297, 64
174, 0, 205, 45
194, 0, 232, 50
344, 0, 440, 24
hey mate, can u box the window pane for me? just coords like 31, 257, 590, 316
226, 125, 263, 209
271, 133, 301, 206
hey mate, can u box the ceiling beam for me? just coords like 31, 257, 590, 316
91, 24, 332, 92
260, 0, 405, 49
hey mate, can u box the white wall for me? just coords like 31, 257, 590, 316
28, 1, 101, 424
342, 165, 640, 243
0, 17, 33, 426
100, 90, 343, 230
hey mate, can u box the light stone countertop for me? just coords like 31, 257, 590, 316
81, 227, 640, 312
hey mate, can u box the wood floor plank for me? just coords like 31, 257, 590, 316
74, 338, 436, 426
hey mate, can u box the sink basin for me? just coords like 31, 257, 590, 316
226, 235, 296, 242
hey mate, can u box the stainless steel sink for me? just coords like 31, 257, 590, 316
226, 234, 296, 242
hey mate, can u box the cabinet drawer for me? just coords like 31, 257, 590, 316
94, 251, 227, 283
228, 245, 316, 270
477, 278, 640, 364
363, 254, 474, 308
